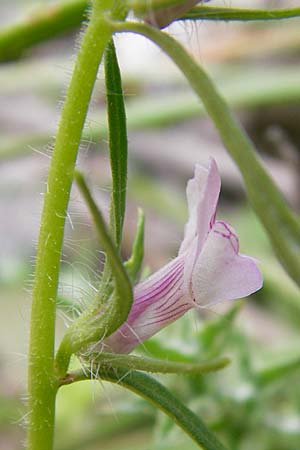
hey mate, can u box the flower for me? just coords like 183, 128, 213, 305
104, 159, 263, 354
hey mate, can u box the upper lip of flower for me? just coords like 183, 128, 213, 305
180, 158, 262, 308
102, 158, 263, 354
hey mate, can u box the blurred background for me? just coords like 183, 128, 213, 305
1, 1, 300, 449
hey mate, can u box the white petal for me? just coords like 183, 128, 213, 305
191, 221, 263, 306
179, 158, 221, 255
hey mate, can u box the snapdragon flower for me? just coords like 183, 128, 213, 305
104, 159, 263, 353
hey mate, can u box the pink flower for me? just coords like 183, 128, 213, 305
104, 159, 263, 353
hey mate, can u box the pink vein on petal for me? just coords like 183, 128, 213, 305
213, 220, 239, 253
143, 303, 191, 327
155, 282, 184, 312
135, 259, 184, 304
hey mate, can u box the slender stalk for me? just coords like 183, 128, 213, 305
85, 352, 230, 374
112, 21, 300, 286
27, 4, 113, 449
181, 5, 300, 22
60, 367, 229, 450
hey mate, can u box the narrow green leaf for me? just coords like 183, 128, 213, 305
88, 352, 230, 374
124, 208, 145, 282
105, 38, 128, 248
61, 367, 229, 450
181, 6, 300, 22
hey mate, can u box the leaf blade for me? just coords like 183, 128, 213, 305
105, 39, 128, 248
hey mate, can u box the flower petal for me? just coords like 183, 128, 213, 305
191, 221, 263, 306
179, 158, 221, 255
103, 255, 191, 353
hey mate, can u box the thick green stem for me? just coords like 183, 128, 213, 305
27, 4, 112, 450
112, 21, 300, 286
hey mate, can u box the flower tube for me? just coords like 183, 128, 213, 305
104, 159, 263, 353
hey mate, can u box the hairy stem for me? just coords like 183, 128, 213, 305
27, 4, 112, 449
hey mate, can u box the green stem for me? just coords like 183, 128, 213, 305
181, 5, 300, 22
112, 21, 300, 286
27, 4, 112, 450
60, 367, 229, 450
0, 0, 88, 62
